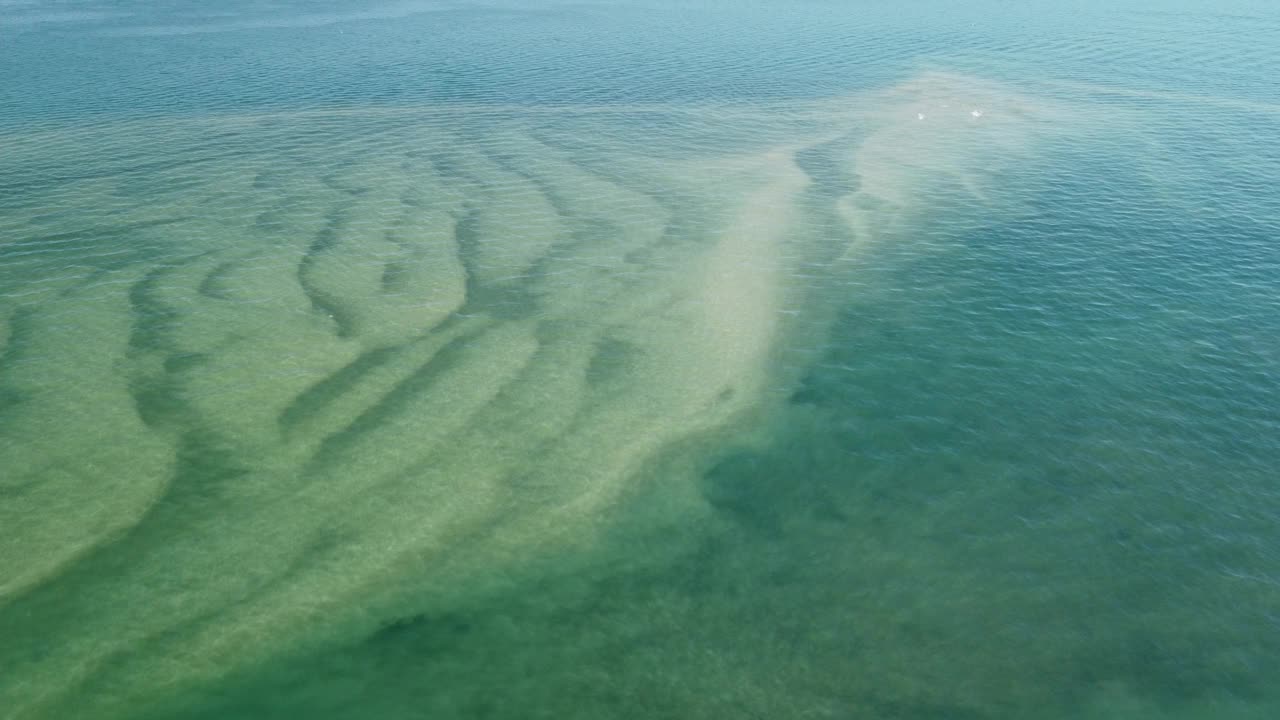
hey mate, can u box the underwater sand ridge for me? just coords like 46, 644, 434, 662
0, 72, 1071, 718
0, 118, 800, 720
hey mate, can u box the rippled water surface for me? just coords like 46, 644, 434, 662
3, 1, 1280, 718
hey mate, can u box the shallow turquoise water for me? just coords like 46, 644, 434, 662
2, 1, 1280, 718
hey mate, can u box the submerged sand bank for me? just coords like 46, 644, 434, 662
0, 72, 1068, 719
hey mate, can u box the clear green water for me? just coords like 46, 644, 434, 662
2, 1, 1279, 718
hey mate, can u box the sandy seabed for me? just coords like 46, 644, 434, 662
1, 73, 1095, 719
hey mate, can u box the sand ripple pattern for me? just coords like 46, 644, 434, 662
0, 73, 1078, 718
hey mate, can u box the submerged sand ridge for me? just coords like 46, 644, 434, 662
0, 73, 1064, 718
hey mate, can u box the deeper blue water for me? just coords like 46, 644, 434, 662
2, 1, 1279, 719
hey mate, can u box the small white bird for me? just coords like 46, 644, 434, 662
971, 109, 983, 118
917, 112, 925, 120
